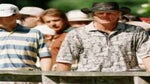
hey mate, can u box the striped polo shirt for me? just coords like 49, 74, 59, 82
0, 24, 51, 70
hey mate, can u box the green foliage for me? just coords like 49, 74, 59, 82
137, 3, 150, 17
47, 0, 149, 17
0, 0, 149, 17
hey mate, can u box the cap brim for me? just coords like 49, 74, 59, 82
0, 13, 14, 17
69, 19, 92, 21
81, 8, 92, 14
92, 9, 120, 12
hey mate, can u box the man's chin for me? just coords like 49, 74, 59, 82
100, 22, 110, 24
99, 20, 111, 24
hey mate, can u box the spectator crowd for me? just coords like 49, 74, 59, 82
0, 1, 149, 84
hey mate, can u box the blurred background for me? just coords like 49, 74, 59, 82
0, 0, 149, 17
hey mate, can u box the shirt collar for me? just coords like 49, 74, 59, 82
85, 22, 99, 32
85, 22, 126, 32
0, 24, 30, 33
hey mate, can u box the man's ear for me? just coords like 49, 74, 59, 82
119, 11, 122, 16
16, 13, 21, 19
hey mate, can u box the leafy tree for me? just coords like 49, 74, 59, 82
0, 0, 149, 17
47, 0, 149, 17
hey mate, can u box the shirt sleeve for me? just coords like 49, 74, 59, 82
136, 31, 150, 59
56, 29, 82, 64
37, 30, 51, 58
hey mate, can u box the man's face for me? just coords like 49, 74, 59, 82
42, 15, 66, 33
0, 14, 18, 26
21, 15, 39, 28
93, 10, 121, 24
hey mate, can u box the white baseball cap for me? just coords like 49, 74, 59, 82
0, 3, 19, 17
20, 7, 44, 16
34, 25, 55, 35
66, 10, 92, 21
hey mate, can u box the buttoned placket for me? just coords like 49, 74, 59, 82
99, 31, 119, 71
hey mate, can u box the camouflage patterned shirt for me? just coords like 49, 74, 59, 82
56, 22, 150, 72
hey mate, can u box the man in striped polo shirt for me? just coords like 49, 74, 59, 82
0, 3, 51, 71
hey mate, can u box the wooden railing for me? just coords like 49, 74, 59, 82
0, 70, 150, 84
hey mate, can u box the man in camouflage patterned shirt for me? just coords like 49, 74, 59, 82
56, 2, 150, 72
